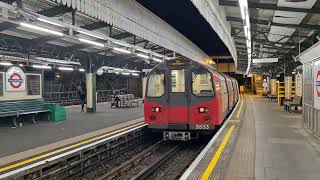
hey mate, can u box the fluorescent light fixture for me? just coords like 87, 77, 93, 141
165, 57, 172, 60
132, 73, 139, 76
137, 53, 149, 59
122, 72, 130, 75
58, 67, 74, 71
38, 18, 64, 27
32, 65, 52, 69
115, 71, 120, 74
153, 53, 163, 58
79, 68, 85, 72
136, 48, 149, 53
77, 30, 105, 40
113, 41, 131, 47
113, 47, 131, 54
79, 38, 104, 47
20, 22, 64, 36
152, 57, 163, 62
253, 58, 278, 64
0, 62, 12, 66
19, 64, 24, 67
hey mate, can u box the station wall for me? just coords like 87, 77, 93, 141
0, 67, 42, 101
297, 41, 320, 136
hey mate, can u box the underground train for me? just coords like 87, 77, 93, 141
144, 58, 239, 140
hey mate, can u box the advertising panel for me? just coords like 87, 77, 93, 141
5, 66, 26, 92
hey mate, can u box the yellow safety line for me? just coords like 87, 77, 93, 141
228, 120, 240, 123
0, 122, 145, 173
200, 125, 235, 180
235, 95, 244, 119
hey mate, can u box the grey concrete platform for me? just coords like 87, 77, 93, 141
0, 102, 143, 158
182, 95, 320, 180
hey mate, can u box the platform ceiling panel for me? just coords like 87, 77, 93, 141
49, 0, 211, 62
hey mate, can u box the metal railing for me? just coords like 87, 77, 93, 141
43, 88, 128, 105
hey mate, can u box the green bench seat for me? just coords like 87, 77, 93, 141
0, 99, 51, 127
283, 95, 302, 113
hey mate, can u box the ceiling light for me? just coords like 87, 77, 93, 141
38, 18, 64, 27
152, 57, 163, 62
122, 72, 130, 75
132, 73, 139, 76
0, 62, 12, 66
79, 68, 85, 72
113, 41, 131, 47
32, 65, 52, 69
153, 53, 163, 58
137, 53, 149, 59
20, 22, 64, 36
136, 48, 149, 53
77, 30, 105, 40
115, 71, 120, 74
58, 67, 74, 71
113, 47, 131, 54
79, 38, 105, 47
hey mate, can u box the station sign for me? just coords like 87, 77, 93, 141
314, 60, 320, 109
5, 66, 26, 92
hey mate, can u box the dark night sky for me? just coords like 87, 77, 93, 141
136, 0, 230, 56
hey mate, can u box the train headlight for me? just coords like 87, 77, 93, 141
151, 107, 161, 112
198, 107, 209, 113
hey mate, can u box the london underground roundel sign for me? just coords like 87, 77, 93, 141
6, 66, 26, 92
317, 70, 320, 97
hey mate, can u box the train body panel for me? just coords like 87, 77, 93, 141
144, 58, 239, 135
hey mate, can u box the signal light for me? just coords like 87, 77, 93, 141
151, 107, 161, 112
198, 107, 209, 113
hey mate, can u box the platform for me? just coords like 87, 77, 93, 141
182, 95, 320, 180
0, 102, 143, 160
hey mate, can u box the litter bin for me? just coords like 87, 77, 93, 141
46, 103, 67, 121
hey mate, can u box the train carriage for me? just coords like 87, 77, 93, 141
144, 58, 239, 140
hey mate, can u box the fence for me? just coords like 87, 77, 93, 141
43, 88, 128, 105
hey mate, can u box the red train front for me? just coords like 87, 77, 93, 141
144, 58, 238, 140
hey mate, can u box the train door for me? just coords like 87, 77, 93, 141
167, 68, 189, 125
218, 74, 228, 119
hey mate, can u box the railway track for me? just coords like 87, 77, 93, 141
99, 140, 207, 180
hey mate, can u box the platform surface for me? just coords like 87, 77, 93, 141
183, 95, 320, 180
0, 102, 143, 158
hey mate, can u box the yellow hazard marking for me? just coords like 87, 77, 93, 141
235, 95, 244, 119
0, 122, 145, 173
200, 125, 235, 180
228, 120, 240, 123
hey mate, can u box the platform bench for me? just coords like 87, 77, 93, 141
0, 99, 51, 127
283, 95, 302, 113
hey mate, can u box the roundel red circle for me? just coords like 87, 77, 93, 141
317, 70, 320, 97
8, 73, 23, 88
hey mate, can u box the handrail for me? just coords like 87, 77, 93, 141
43, 88, 128, 105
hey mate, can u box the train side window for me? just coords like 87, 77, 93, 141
147, 72, 165, 97
192, 71, 214, 96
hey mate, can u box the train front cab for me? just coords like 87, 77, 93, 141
144, 60, 223, 140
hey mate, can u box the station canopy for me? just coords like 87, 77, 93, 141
221, 0, 320, 74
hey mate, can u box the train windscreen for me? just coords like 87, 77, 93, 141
192, 71, 214, 96
171, 70, 185, 93
147, 71, 165, 97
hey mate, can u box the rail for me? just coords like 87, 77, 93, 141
43, 88, 128, 105
277, 82, 296, 105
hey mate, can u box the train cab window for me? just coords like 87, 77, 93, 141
192, 71, 214, 96
147, 71, 165, 97
171, 70, 185, 93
